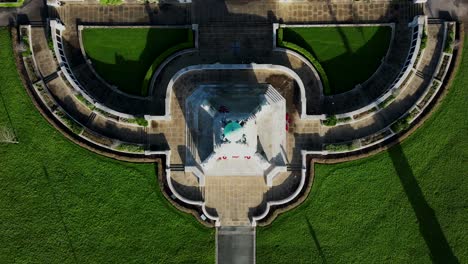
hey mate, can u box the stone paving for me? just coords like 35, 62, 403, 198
30, 27, 58, 77
191, 0, 417, 24
205, 176, 267, 226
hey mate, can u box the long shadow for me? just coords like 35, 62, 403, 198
305, 216, 327, 264
282, 25, 392, 95
85, 27, 190, 97
0, 80, 18, 141
325, 0, 352, 54
42, 166, 79, 263
388, 144, 459, 264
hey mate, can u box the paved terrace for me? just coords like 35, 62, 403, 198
27, 1, 444, 227
50, 0, 422, 117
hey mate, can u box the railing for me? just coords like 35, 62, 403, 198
305, 21, 455, 156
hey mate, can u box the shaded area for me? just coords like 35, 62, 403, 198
388, 144, 459, 264
281, 26, 391, 95
81, 27, 192, 96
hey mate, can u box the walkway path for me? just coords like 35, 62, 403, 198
426, 0, 468, 21
217, 226, 255, 264
0, 0, 44, 26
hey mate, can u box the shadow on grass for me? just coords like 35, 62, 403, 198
282, 26, 391, 95
84, 27, 190, 96
0, 81, 18, 140
305, 216, 327, 264
325, 0, 352, 54
42, 166, 79, 262
388, 144, 459, 264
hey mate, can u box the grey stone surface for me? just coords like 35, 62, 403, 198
217, 227, 255, 264
426, 0, 468, 21
0, 0, 44, 26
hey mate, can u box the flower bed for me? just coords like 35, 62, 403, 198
445, 23, 455, 53
34, 83, 56, 109
75, 93, 95, 110
360, 129, 392, 146
390, 108, 419, 133
114, 143, 145, 153
352, 107, 377, 120
378, 94, 396, 109
417, 80, 440, 109
54, 109, 83, 135
94, 108, 119, 121
322, 115, 337, 126
81, 129, 113, 147
324, 140, 360, 152
23, 56, 39, 83
122, 117, 148, 127
435, 54, 451, 81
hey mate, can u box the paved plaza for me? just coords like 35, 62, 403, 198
28, 0, 444, 228
12, 0, 461, 263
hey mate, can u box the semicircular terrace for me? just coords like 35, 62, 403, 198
24, 8, 455, 226
52, 15, 425, 124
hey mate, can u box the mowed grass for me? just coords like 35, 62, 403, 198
257, 39, 468, 262
0, 28, 214, 263
282, 26, 391, 95
82, 28, 192, 96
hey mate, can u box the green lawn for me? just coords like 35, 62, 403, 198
257, 39, 468, 262
0, 0, 24, 7
0, 28, 214, 263
82, 28, 193, 96
99, 0, 122, 5
2, 23, 467, 263
281, 26, 391, 95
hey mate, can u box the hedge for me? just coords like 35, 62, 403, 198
128, 117, 149, 127
323, 115, 337, 126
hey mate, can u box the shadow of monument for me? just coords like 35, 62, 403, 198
388, 143, 459, 263
306, 216, 327, 264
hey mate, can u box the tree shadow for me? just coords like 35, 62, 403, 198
0, 79, 18, 141
305, 216, 327, 264
42, 165, 79, 263
281, 25, 392, 95
84, 27, 191, 96
388, 144, 459, 264
325, 0, 352, 54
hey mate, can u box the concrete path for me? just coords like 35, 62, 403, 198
217, 227, 255, 264
426, 0, 468, 21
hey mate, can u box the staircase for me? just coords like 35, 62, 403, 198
287, 163, 302, 172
